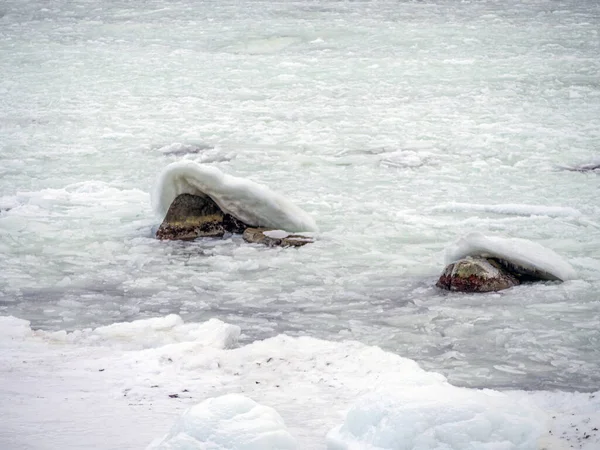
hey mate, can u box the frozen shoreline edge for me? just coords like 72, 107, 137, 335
1, 314, 598, 450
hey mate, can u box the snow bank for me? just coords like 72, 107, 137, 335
431, 202, 582, 218
445, 233, 577, 281
327, 388, 544, 450
3, 314, 598, 449
147, 394, 297, 450
152, 161, 318, 232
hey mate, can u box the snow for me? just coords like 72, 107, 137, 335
152, 161, 318, 232
445, 233, 578, 282
148, 394, 297, 450
1, 314, 597, 450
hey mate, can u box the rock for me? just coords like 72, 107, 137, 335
156, 193, 249, 240
486, 257, 561, 282
562, 163, 600, 173
436, 257, 520, 293
242, 228, 313, 248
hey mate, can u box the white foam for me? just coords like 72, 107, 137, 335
152, 161, 318, 232
445, 233, 577, 281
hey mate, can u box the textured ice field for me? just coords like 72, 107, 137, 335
1, 0, 600, 399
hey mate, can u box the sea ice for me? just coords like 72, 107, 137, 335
152, 161, 318, 232
445, 233, 577, 281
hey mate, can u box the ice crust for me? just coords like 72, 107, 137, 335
445, 233, 577, 281
2, 314, 594, 450
152, 161, 318, 232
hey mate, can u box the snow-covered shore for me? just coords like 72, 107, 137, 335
1, 315, 597, 449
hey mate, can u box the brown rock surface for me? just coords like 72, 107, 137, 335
156, 193, 249, 240
242, 228, 313, 248
436, 257, 520, 293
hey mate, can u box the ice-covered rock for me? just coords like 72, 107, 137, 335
156, 193, 248, 240
242, 228, 313, 248
152, 161, 317, 232
326, 388, 546, 450
445, 233, 577, 282
147, 394, 297, 450
436, 257, 520, 293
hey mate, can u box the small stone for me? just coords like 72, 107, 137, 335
436, 257, 520, 293
242, 228, 313, 248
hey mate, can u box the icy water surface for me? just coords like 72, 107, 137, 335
1, 0, 599, 391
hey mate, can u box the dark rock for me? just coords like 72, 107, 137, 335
242, 228, 313, 248
222, 213, 248, 234
156, 193, 250, 240
486, 257, 561, 282
562, 163, 600, 173
436, 257, 520, 293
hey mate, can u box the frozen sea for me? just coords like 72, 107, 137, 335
1, 0, 599, 448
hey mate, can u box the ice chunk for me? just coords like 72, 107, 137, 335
46, 315, 240, 350
0, 315, 32, 339
445, 233, 577, 281
148, 394, 297, 450
327, 387, 545, 450
152, 161, 317, 232
263, 229, 291, 239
